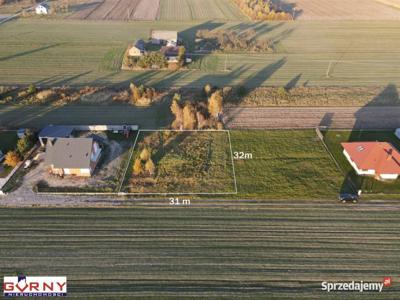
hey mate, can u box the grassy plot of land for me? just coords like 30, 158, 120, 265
323, 130, 400, 195
122, 130, 236, 194
230, 130, 343, 199
0, 207, 399, 299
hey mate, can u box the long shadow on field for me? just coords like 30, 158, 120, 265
0, 43, 62, 62
222, 57, 286, 128
180, 21, 224, 50
285, 73, 302, 91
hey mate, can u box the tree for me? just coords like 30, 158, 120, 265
145, 158, 156, 176
17, 129, 35, 156
133, 159, 143, 176
4, 151, 20, 168
203, 84, 213, 96
139, 148, 151, 161
130, 83, 141, 103
27, 83, 37, 95
17, 138, 30, 156
170, 94, 183, 129
183, 103, 197, 130
208, 90, 223, 118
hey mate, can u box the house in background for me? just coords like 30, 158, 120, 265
150, 30, 178, 46
35, 4, 49, 15
128, 40, 146, 57
342, 141, 400, 181
45, 137, 101, 177
39, 125, 73, 147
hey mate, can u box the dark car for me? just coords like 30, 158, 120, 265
339, 193, 358, 203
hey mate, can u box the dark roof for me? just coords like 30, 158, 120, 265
45, 138, 94, 169
39, 125, 73, 139
160, 46, 179, 57
135, 40, 146, 51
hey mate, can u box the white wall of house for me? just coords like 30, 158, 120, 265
380, 173, 399, 180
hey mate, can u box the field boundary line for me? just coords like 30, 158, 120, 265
227, 130, 238, 194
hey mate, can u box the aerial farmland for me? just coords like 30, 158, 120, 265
1, 0, 400, 299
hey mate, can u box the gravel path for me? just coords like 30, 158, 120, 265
224, 106, 400, 129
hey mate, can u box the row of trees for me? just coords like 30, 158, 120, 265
170, 87, 224, 130
196, 29, 271, 52
233, 0, 293, 21
4, 130, 36, 168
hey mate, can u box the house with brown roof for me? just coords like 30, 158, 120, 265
342, 141, 400, 181
45, 138, 101, 177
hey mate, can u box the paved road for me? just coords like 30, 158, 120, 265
224, 106, 400, 129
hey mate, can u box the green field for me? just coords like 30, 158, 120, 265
123, 130, 236, 194
1, 19, 400, 87
323, 130, 400, 196
158, 0, 246, 21
0, 207, 399, 299
231, 130, 343, 199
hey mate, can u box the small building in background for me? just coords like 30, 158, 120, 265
35, 4, 49, 15
160, 46, 180, 63
342, 141, 400, 181
150, 30, 178, 45
45, 137, 101, 177
128, 40, 146, 57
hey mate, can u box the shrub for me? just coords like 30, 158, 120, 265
183, 103, 197, 130
145, 158, 156, 176
27, 83, 37, 94
4, 151, 20, 168
139, 148, 151, 161
133, 159, 144, 176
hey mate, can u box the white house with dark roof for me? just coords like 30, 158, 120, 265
45, 138, 101, 177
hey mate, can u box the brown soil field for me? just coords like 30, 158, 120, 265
69, 0, 159, 21
293, 0, 400, 20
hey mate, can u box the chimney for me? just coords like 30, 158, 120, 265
387, 148, 393, 161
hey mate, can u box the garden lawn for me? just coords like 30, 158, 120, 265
230, 130, 343, 199
123, 130, 236, 194
323, 130, 400, 195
